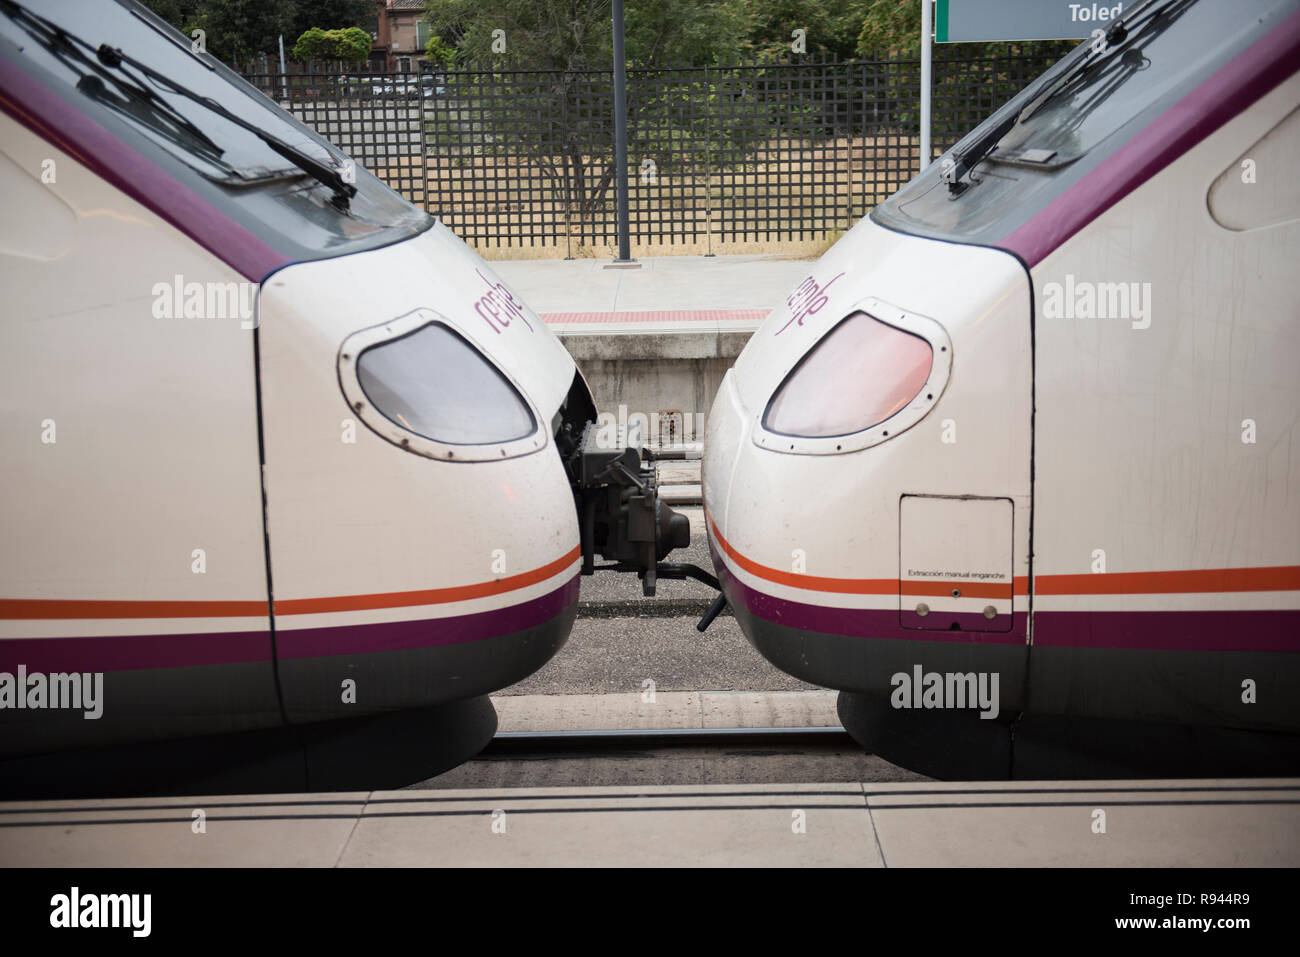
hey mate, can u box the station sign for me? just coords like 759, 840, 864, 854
935, 0, 1123, 42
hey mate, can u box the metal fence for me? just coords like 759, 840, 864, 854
238, 47, 1065, 251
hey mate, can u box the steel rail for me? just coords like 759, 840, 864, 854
482, 726, 855, 755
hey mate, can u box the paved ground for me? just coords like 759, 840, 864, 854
506, 616, 811, 697
499, 503, 797, 697
9, 780, 1296, 867
428, 745, 924, 789
427, 691, 926, 788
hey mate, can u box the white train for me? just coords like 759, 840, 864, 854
0, 0, 687, 778
703, 0, 1300, 777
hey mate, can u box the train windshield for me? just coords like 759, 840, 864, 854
871, 0, 1298, 245
0, 0, 429, 266
0, 1, 334, 185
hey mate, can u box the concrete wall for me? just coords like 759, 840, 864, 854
558, 330, 754, 444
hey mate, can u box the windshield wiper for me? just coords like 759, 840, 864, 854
940, 0, 1188, 196
94, 43, 357, 208
1, 0, 230, 164
0, 0, 357, 208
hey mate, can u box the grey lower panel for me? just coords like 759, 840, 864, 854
735, 605, 1024, 779
838, 689, 1300, 780
734, 601, 1029, 708
278, 603, 577, 724
0, 659, 283, 759
733, 605, 1300, 779
1027, 644, 1299, 731
1011, 710, 1300, 779
837, 691, 1013, 780
1016, 644, 1300, 778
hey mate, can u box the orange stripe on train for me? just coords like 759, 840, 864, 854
0, 546, 582, 620
707, 513, 1299, 598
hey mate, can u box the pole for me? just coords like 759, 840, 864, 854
919, 0, 932, 171
611, 0, 632, 262
278, 35, 288, 101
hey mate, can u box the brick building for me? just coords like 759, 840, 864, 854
374, 0, 430, 72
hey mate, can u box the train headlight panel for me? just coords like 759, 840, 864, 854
357, 322, 535, 444
764, 311, 933, 438
339, 308, 545, 461
753, 299, 953, 455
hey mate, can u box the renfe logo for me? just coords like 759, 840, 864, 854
774, 271, 845, 336
473, 268, 533, 334
50, 888, 151, 937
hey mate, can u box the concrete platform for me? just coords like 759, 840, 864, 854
492, 254, 807, 421
492, 690, 840, 732
4, 779, 1295, 867
495, 254, 807, 327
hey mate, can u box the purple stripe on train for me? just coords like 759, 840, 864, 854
1000, 6, 1300, 267
1032, 609, 1300, 653
0, 577, 579, 672
0, 628, 271, 673
716, 548, 1300, 654
276, 575, 580, 659
713, 549, 1028, 647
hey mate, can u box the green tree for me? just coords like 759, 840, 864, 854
623, 0, 751, 65
292, 26, 372, 62
334, 26, 373, 60
191, 0, 296, 62
424, 0, 749, 69
288, 0, 379, 41
138, 0, 203, 31
857, 0, 1073, 58
424, 35, 460, 66
856, 0, 921, 53
742, 0, 873, 60
292, 27, 331, 60
140, 0, 374, 59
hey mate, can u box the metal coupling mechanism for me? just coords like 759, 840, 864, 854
565, 423, 691, 595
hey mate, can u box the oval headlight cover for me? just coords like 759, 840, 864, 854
358, 322, 535, 444
764, 311, 933, 438
754, 301, 951, 455
339, 309, 544, 461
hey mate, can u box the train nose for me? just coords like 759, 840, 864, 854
701, 221, 1035, 777
704, 366, 894, 691
704, 365, 1028, 779
702, 300, 961, 681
